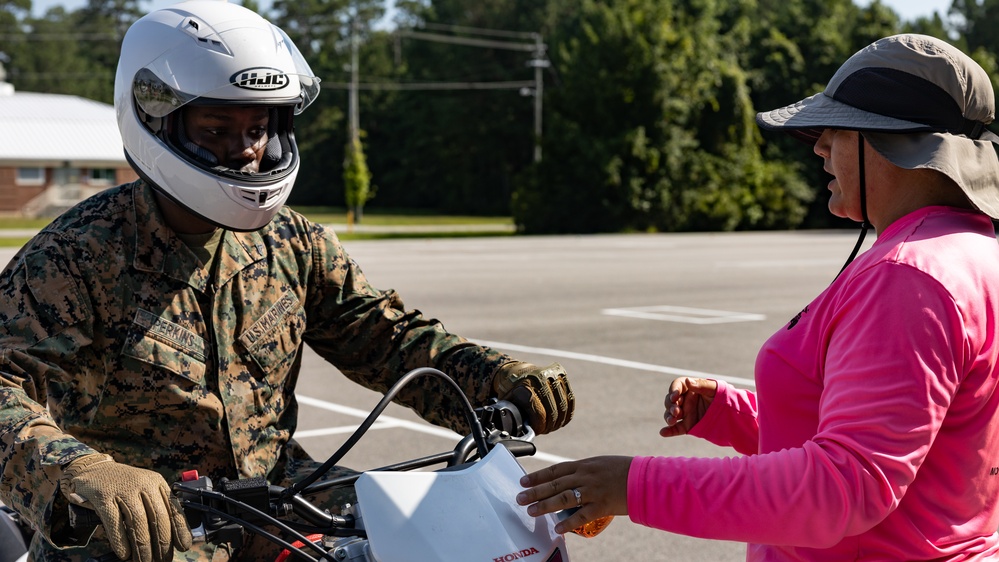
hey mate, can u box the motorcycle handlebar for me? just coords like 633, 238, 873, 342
69, 394, 536, 560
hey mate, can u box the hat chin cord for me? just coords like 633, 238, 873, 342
834, 133, 871, 279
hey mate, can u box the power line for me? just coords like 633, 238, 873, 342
325, 80, 534, 91
395, 29, 536, 52
0, 33, 121, 41
418, 21, 539, 41
390, 23, 548, 161
9, 72, 112, 78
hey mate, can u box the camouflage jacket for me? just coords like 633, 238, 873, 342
0, 180, 511, 544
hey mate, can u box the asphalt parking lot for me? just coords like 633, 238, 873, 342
295, 230, 870, 561
0, 229, 871, 560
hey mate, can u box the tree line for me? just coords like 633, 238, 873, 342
1, 0, 998, 233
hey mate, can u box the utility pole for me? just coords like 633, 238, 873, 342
349, 16, 360, 146
527, 33, 549, 163
346, 11, 361, 230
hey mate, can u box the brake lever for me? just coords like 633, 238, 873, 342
67, 501, 103, 535
65, 502, 122, 562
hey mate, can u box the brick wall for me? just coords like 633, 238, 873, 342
0, 165, 138, 215
0, 167, 47, 213
116, 167, 139, 185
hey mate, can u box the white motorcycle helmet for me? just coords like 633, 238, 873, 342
114, 0, 320, 231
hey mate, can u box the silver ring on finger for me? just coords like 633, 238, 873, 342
572, 487, 582, 508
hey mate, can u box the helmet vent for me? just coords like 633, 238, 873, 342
232, 186, 284, 207
196, 37, 230, 55
180, 17, 232, 55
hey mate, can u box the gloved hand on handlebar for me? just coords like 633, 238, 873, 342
492, 362, 574, 434
60, 453, 192, 562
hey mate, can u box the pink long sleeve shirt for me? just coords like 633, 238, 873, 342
628, 207, 999, 560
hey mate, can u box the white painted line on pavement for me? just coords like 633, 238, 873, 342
471, 339, 757, 389
297, 342, 753, 466
602, 305, 765, 325
295, 421, 398, 438
296, 394, 573, 464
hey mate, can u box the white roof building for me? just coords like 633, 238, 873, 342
0, 85, 127, 168
0, 70, 136, 216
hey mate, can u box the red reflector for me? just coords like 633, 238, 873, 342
545, 548, 564, 562
181, 470, 200, 482
275, 534, 325, 562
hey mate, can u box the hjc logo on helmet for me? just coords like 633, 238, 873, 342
231, 67, 290, 90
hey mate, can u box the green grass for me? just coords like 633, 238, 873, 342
0, 207, 515, 247
287, 206, 514, 227
0, 208, 513, 228
336, 230, 515, 241
0, 231, 514, 248
0, 218, 51, 229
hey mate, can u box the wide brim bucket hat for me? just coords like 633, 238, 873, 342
756, 33, 999, 219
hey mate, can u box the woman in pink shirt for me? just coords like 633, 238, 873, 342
518, 34, 999, 560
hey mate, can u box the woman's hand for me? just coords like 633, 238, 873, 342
516, 456, 631, 534
660, 377, 717, 438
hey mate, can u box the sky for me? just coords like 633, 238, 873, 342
855, 0, 953, 20
29, 0, 952, 24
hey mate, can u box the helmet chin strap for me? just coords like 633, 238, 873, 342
834, 132, 871, 278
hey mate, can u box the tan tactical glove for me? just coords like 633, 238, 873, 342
60, 453, 192, 562
493, 362, 574, 434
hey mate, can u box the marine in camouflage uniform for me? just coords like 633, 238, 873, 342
0, 180, 516, 561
